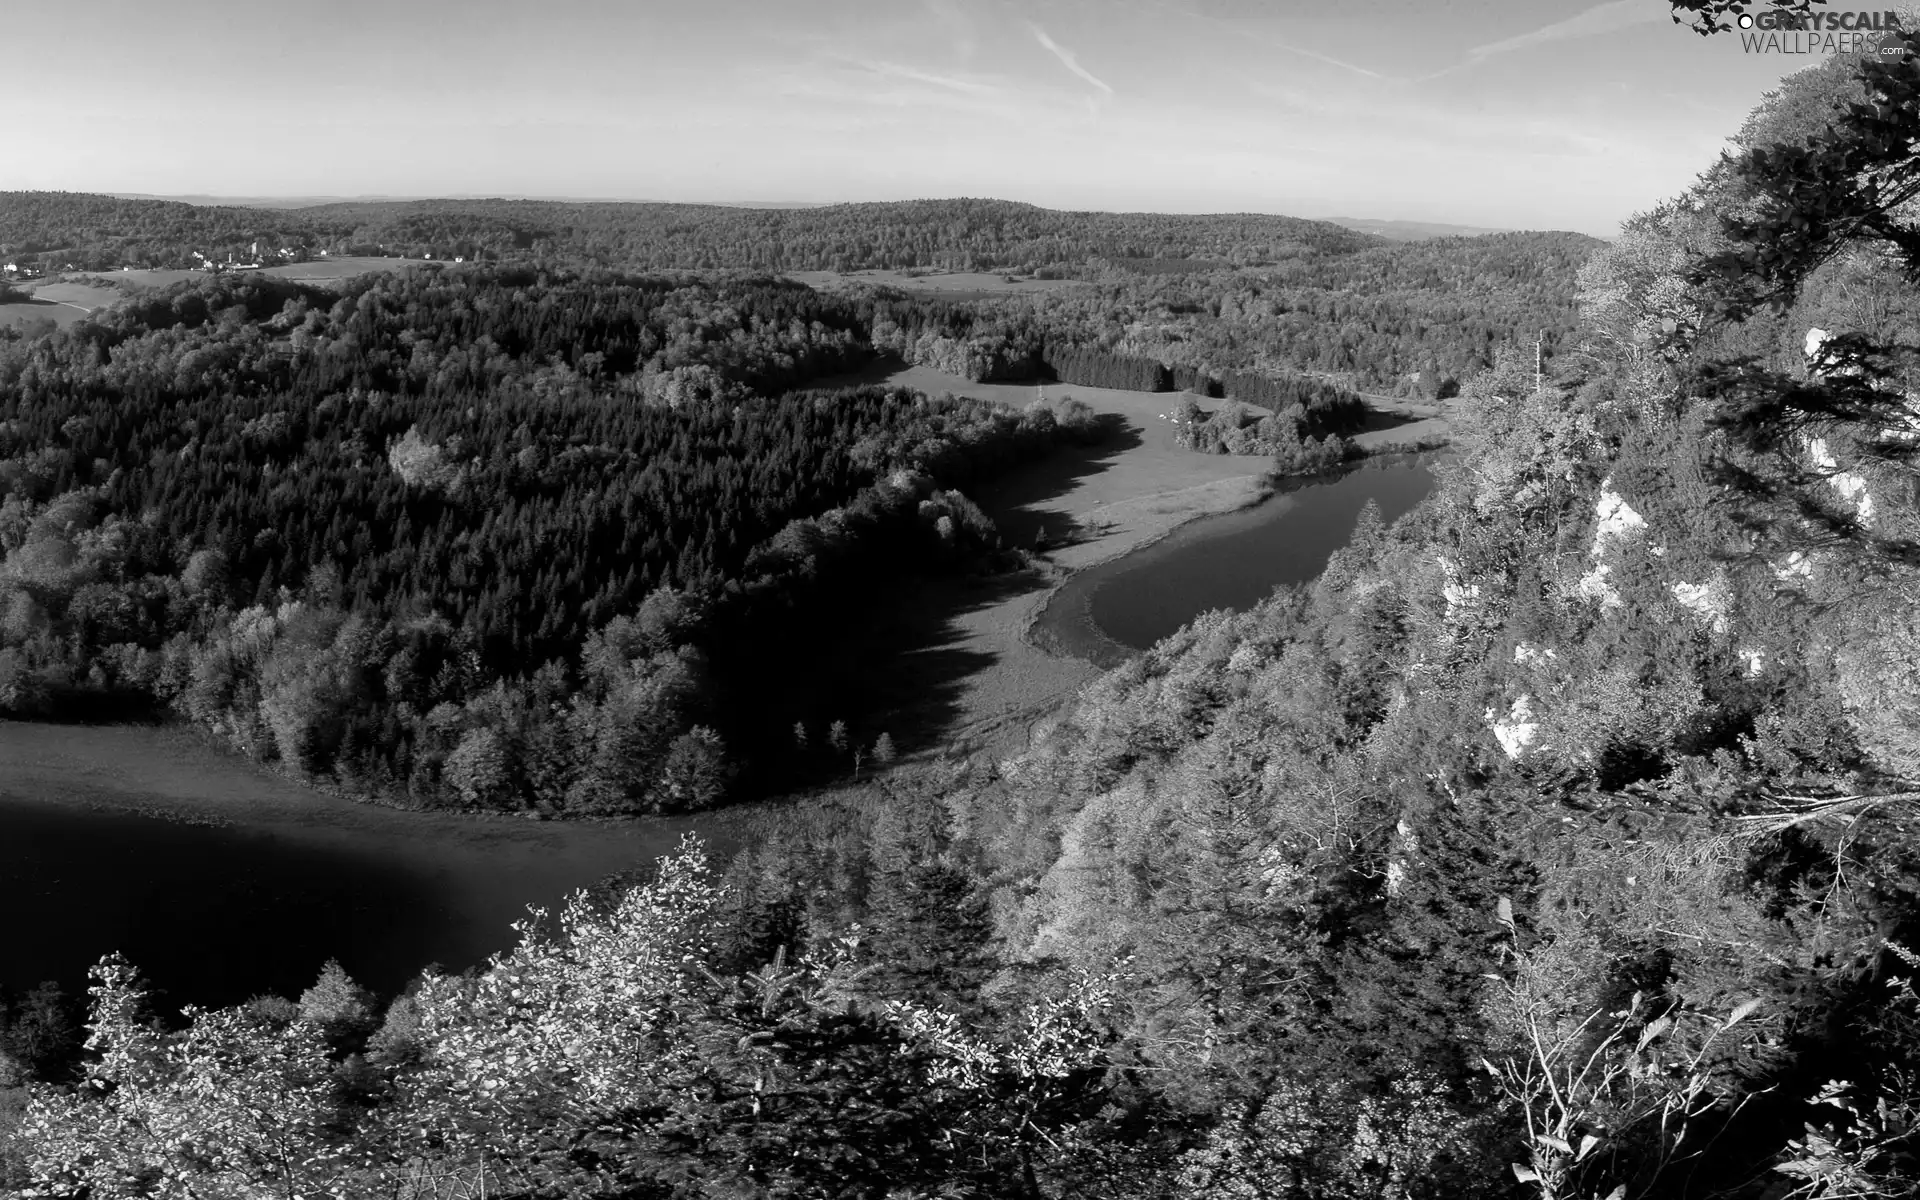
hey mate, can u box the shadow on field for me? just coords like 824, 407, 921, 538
719, 412, 1145, 788
716, 565, 1051, 795
28, 687, 170, 725
1356, 400, 1445, 434
969, 412, 1142, 548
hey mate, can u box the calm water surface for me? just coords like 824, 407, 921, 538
0, 723, 704, 1010
1036, 453, 1446, 665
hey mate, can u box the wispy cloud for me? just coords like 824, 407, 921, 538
1143, 0, 1385, 80
1270, 41, 1387, 80
1237, 73, 1613, 160
1028, 24, 1115, 95
856, 59, 1004, 98
1420, 0, 1664, 78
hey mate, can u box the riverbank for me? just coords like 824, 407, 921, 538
0, 720, 715, 1005
0, 719, 703, 849
1350, 393, 1454, 453
823, 362, 1278, 759
859, 369, 1457, 759
1029, 451, 1448, 667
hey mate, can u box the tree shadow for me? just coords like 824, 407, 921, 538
1357, 405, 1440, 434
718, 412, 1150, 791
28, 687, 171, 725
968, 412, 1142, 547
726, 362, 1160, 783
715, 562, 1057, 796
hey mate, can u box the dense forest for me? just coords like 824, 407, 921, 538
3, 195, 1596, 394
837, 232, 1598, 393
9, 13, 1919, 1199
999, 231, 1601, 393
0, 268, 1115, 811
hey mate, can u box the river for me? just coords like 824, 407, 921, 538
0, 723, 704, 1011
2, 451, 1442, 1014
1032, 452, 1446, 666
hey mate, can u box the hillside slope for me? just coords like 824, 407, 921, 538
0, 193, 1380, 272
944, 31, 1920, 1198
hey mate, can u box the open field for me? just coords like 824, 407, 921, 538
77, 256, 414, 292
788, 269, 1091, 299
76, 267, 200, 288
0, 298, 90, 331
0, 259, 424, 334
0, 279, 127, 330
1350, 394, 1453, 452
24, 280, 122, 307
262, 256, 419, 284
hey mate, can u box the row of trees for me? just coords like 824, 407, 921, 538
1170, 397, 1355, 469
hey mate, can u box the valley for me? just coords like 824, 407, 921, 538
4, 23, 1917, 1192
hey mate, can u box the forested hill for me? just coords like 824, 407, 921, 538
991, 229, 1605, 391
2, 192, 1602, 392
0, 268, 1113, 814
1, 193, 1381, 272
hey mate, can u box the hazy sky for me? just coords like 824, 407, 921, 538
2, 0, 1848, 235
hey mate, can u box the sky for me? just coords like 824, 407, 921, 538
0, 0, 1863, 236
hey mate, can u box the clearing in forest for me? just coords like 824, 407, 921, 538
787, 269, 1091, 298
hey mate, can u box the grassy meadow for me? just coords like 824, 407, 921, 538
787, 268, 1091, 299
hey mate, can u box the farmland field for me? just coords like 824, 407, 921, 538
261, 255, 419, 284
788, 268, 1091, 298
0, 280, 121, 331
77, 255, 414, 292
0, 298, 88, 332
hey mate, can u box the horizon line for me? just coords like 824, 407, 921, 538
17, 190, 1597, 234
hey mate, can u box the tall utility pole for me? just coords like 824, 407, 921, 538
1535, 331, 1544, 393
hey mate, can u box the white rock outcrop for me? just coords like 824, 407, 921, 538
1572, 480, 1651, 609
1773, 550, 1815, 581
1806, 437, 1874, 523
1670, 579, 1730, 635
1486, 695, 1539, 760
1592, 482, 1648, 549
1575, 562, 1622, 608
1439, 557, 1482, 623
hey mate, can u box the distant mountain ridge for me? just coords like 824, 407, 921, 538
1322, 216, 1512, 240
2, 192, 1388, 272
108, 193, 834, 211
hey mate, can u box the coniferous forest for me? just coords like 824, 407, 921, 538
4, 11, 1920, 1199
0, 268, 1121, 812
